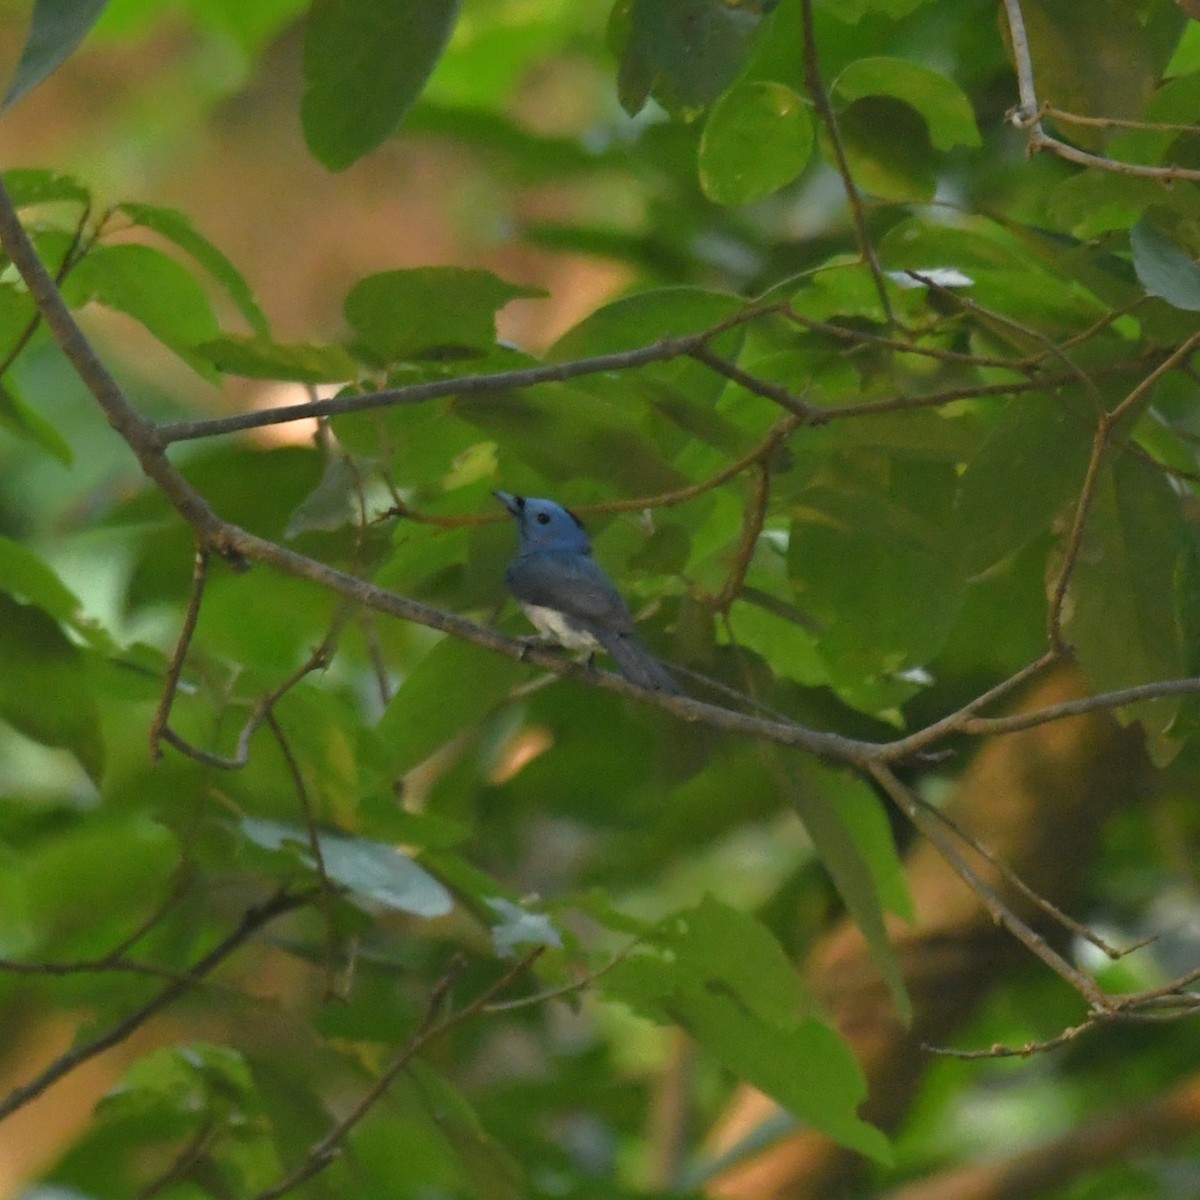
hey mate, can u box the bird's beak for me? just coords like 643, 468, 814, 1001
492, 490, 523, 517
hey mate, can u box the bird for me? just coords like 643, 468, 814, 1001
494, 490, 682, 694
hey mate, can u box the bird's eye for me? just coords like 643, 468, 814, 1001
536, 512, 551, 524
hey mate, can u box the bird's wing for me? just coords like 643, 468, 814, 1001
505, 552, 635, 633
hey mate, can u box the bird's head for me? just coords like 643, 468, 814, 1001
494, 491, 592, 555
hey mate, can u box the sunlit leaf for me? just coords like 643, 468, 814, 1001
116, 202, 270, 335
61, 243, 221, 378
700, 82, 814, 206
344, 267, 544, 364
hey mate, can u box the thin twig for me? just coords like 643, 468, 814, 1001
713, 464, 771, 613
150, 544, 210, 761
959, 676, 1200, 736
157, 305, 778, 445
265, 712, 340, 997
799, 0, 894, 324
0, 888, 316, 1123
870, 763, 1109, 1009
1042, 105, 1200, 135
1046, 423, 1108, 653
911, 790, 1130, 960
1001, 0, 1200, 182
251, 949, 543, 1200
160, 622, 341, 770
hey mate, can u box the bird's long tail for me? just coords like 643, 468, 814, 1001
594, 629, 683, 695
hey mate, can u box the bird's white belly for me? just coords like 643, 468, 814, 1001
521, 604, 600, 651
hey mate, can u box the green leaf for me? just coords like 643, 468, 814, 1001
284, 456, 359, 538
344, 267, 544, 363
461, 382, 687, 494
699, 82, 813, 206
953, 392, 1095, 575
785, 759, 911, 1021
1131, 218, 1200, 313
2, 0, 111, 109
1019, 0, 1155, 151
61, 243, 221, 378
823, 95, 936, 202
115, 202, 270, 336
832, 57, 981, 150
302, 0, 460, 171
409, 1062, 526, 1200
657, 895, 805, 1025
0, 535, 83, 623
788, 473, 964, 683
197, 333, 358, 382
1, 167, 90, 207
549, 286, 744, 359
242, 818, 454, 917
602, 900, 890, 1162
615, 0, 765, 119
0, 376, 73, 465
1065, 455, 1185, 753
0, 593, 104, 783
810, 761, 913, 922
669, 997, 890, 1163
373, 638, 525, 776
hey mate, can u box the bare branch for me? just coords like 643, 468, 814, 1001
251, 949, 543, 1200
1000, 0, 1200, 182
869, 763, 1109, 1009
0, 888, 316, 1123
150, 543, 210, 761
799, 0, 894, 323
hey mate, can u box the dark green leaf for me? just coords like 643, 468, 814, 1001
197, 333, 358, 382
616, 0, 764, 119
0, 535, 83, 623
373, 638, 525, 776
0, 376, 73, 465
786, 760, 911, 1020
1019, 0, 1155, 151
699, 82, 813, 206
0, 593, 104, 783
954, 392, 1095, 575
2, 0, 110, 109
832, 57, 981, 150
116, 202, 270, 335
1065, 455, 1184, 753
409, 1062, 526, 1200
344, 267, 544, 363
61, 243, 221, 378
788, 472, 964, 684
302, 0, 461, 170
284, 457, 359, 538
824, 95, 936, 202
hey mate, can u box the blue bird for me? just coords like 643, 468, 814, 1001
494, 491, 682, 694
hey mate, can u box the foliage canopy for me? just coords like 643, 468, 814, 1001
3, 0, 1200, 1197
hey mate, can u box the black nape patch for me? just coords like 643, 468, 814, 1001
567, 508, 584, 528
514, 495, 526, 509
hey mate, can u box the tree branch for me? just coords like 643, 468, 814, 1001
0, 888, 316, 1123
